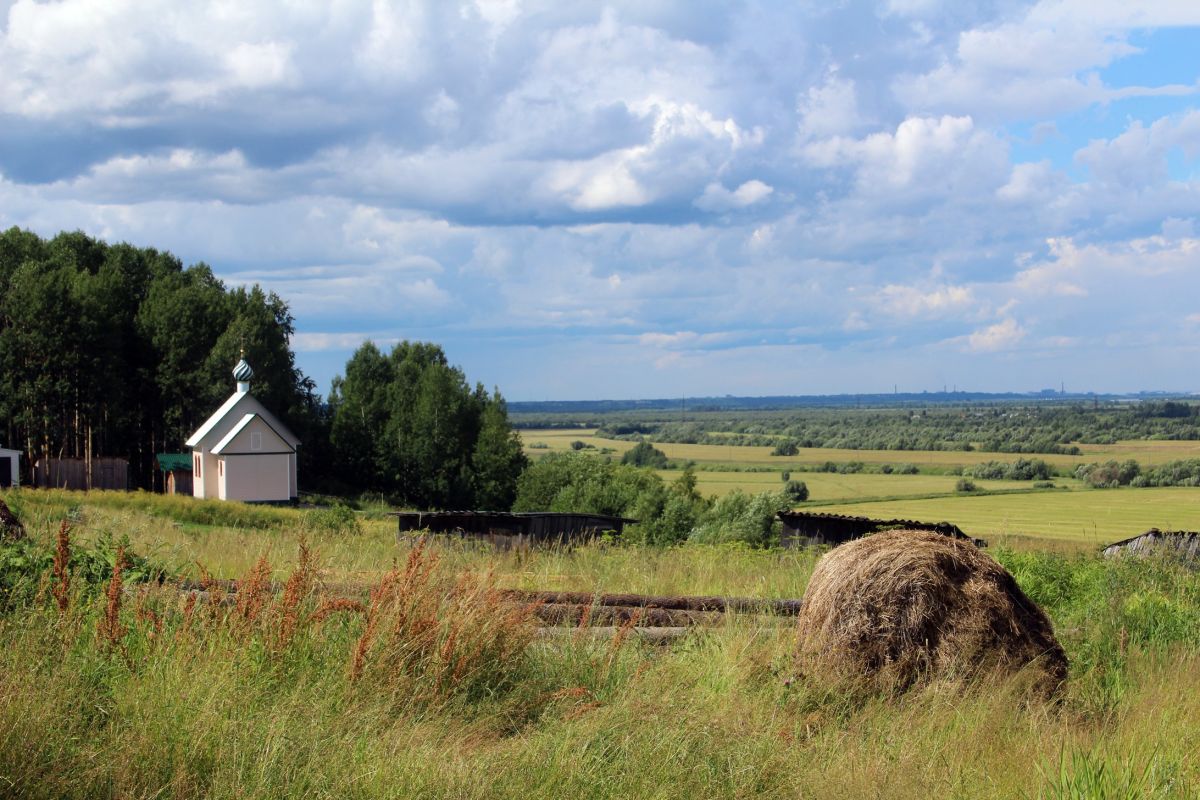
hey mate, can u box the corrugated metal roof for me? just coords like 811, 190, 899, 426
388, 510, 638, 524
156, 453, 192, 472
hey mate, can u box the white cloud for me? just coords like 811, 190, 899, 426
797, 70, 866, 140
694, 179, 773, 211
1074, 110, 1200, 186
875, 283, 976, 318
966, 318, 1026, 352
802, 115, 1009, 199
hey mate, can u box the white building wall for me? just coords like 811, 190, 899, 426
218, 454, 292, 502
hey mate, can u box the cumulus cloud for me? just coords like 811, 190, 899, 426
694, 179, 773, 212
966, 318, 1026, 352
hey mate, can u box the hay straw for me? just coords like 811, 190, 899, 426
795, 529, 1067, 697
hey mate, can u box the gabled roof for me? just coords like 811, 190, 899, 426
186, 392, 249, 448
186, 390, 299, 449
211, 413, 295, 455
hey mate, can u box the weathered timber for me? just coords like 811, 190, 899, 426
177, 580, 804, 616
535, 626, 690, 644
499, 589, 804, 616
535, 602, 722, 627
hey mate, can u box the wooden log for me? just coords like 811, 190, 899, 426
534, 602, 721, 627
174, 581, 805, 618
535, 626, 690, 645
500, 589, 803, 616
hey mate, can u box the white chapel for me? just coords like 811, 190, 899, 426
185, 357, 300, 503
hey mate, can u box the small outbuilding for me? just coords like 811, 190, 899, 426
776, 510, 986, 549
1102, 529, 1200, 561
185, 357, 300, 503
156, 453, 194, 495
0, 447, 20, 489
390, 510, 637, 548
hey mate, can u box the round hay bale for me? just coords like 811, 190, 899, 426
795, 529, 1067, 696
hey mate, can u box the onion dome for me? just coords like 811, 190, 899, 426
233, 358, 254, 383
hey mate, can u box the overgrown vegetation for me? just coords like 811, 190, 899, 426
2, 497, 1200, 798
1075, 458, 1200, 488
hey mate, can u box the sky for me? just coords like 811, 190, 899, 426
2, 0, 1199, 400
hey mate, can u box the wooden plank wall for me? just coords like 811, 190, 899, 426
33, 458, 129, 491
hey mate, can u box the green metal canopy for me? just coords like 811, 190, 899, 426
156, 453, 192, 472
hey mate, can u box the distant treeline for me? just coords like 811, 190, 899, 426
0, 228, 525, 510
509, 391, 1180, 417
514, 403, 1200, 457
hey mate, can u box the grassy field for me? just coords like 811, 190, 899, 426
3, 490, 1200, 798
657, 468, 1053, 502
816, 486, 1200, 547
521, 427, 1200, 470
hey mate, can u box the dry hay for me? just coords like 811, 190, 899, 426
795, 529, 1067, 696
0, 498, 24, 542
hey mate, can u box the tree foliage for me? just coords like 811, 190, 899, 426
0, 228, 321, 488
329, 341, 527, 509
620, 440, 669, 469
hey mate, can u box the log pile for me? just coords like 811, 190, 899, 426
173, 579, 801, 637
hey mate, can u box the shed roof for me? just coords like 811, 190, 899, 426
156, 453, 192, 472
388, 510, 638, 524
1103, 529, 1200, 550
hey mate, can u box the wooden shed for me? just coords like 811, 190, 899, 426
390, 510, 637, 549
0, 447, 19, 489
156, 453, 194, 495
1102, 529, 1200, 561
776, 510, 985, 549
33, 457, 128, 491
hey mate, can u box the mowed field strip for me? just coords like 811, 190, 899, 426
520, 428, 1200, 469
815, 487, 1200, 546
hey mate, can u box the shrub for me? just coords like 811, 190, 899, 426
771, 440, 799, 457
688, 490, 790, 548
1075, 460, 1141, 488
964, 458, 1053, 481
955, 478, 978, 493
304, 502, 362, 535
620, 441, 670, 469
783, 480, 809, 503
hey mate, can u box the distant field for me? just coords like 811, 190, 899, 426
655, 468, 1049, 502
520, 428, 1200, 469
814, 487, 1200, 546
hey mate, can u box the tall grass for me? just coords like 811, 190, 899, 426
3, 494, 1200, 797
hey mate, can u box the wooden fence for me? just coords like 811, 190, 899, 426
33, 458, 129, 491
